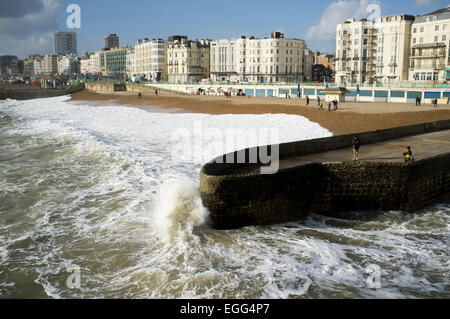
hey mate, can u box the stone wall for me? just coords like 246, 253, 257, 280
201, 120, 450, 229
85, 82, 125, 93
0, 84, 84, 100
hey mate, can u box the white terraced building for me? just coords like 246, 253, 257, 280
335, 15, 414, 85
134, 38, 171, 81
409, 8, 450, 83
335, 7, 450, 85
210, 32, 313, 84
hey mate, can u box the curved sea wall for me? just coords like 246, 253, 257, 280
200, 120, 450, 229
0, 84, 84, 100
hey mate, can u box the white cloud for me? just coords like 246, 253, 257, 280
415, 0, 435, 6
306, 0, 382, 41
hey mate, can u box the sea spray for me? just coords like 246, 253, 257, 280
151, 180, 209, 243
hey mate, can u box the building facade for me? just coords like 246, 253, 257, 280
105, 34, 120, 50
167, 37, 210, 83
100, 47, 128, 78
335, 7, 450, 85
41, 55, 58, 74
58, 54, 80, 74
53, 31, 78, 56
409, 8, 450, 82
210, 32, 313, 84
335, 15, 414, 85
134, 38, 170, 81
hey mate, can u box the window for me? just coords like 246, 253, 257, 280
363, 38, 368, 45
443, 35, 447, 42
435, 25, 439, 31
413, 28, 417, 33
364, 28, 368, 35
444, 24, 447, 30
413, 38, 417, 44
435, 36, 439, 42
354, 38, 359, 45
420, 37, 423, 43
420, 27, 424, 32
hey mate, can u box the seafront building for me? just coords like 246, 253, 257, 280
335, 15, 414, 84
80, 51, 102, 75
53, 31, 78, 56
100, 47, 128, 79
126, 47, 135, 79
41, 55, 58, 74
167, 36, 211, 83
210, 32, 313, 84
335, 7, 450, 85
409, 8, 450, 82
134, 38, 170, 81
57, 54, 80, 74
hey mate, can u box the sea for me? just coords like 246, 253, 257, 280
0, 96, 448, 299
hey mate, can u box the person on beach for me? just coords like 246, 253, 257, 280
306, 95, 310, 106
328, 102, 331, 112
138, 92, 142, 99
318, 96, 321, 106
353, 136, 361, 161
403, 146, 414, 164
155, 89, 158, 96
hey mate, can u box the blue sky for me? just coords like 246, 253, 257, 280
1, 0, 448, 58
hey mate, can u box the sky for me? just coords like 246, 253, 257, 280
0, 0, 448, 59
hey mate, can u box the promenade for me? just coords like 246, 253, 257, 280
279, 129, 450, 170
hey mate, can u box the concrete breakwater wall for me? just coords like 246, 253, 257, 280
0, 84, 84, 100
85, 82, 126, 93
200, 120, 450, 229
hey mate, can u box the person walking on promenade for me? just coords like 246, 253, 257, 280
138, 92, 142, 99
353, 136, 361, 161
416, 96, 420, 106
318, 96, 321, 106
328, 102, 331, 112
306, 95, 310, 106
155, 89, 158, 96
433, 98, 438, 109
403, 146, 415, 164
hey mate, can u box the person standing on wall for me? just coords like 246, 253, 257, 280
353, 136, 361, 161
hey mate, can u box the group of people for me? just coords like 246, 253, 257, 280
416, 96, 440, 109
353, 136, 414, 164
305, 95, 339, 111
